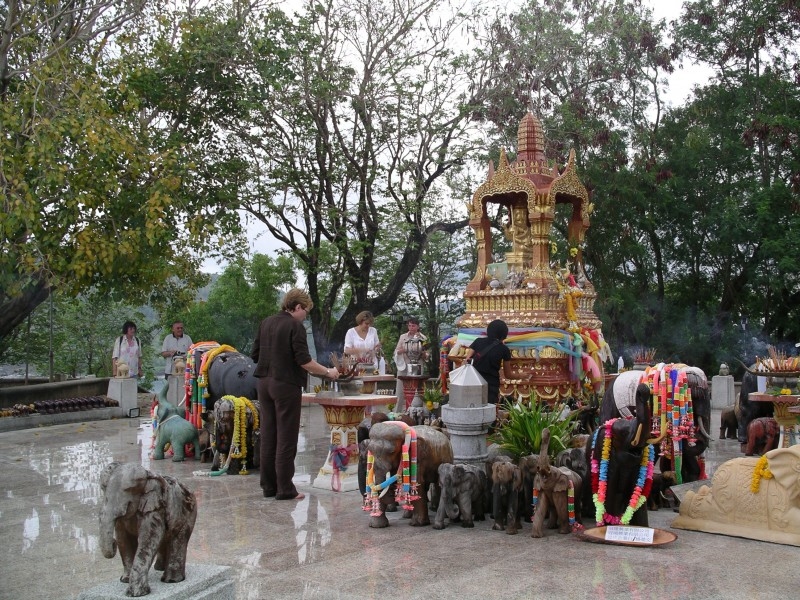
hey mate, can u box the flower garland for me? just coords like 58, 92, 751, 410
222, 395, 259, 475
750, 455, 773, 494
363, 421, 419, 516
591, 419, 655, 526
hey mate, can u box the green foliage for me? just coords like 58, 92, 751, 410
494, 396, 576, 460
3, 292, 155, 384
175, 253, 295, 353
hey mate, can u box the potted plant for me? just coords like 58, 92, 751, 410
493, 393, 576, 460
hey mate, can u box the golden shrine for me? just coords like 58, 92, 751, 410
447, 113, 610, 401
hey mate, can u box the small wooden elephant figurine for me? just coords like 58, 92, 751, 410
491, 457, 522, 535
720, 406, 738, 440
99, 462, 197, 597
531, 428, 583, 538
745, 417, 779, 456
433, 463, 488, 529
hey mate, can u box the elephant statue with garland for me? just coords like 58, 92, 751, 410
531, 428, 583, 538
600, 365, 711, 483
362, 422, 453, 528
153, 399, 199, 462
590, 382, 660, 527
491, 457, 523, 535
207, 395, 260, 473
433, 463, 488, 529
99, 462, 197, 597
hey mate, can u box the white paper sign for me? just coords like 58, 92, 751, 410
604, 526, 655, 544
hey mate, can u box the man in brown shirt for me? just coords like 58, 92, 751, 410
252, 289, 339, 500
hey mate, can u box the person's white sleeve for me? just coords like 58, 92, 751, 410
112, 338, 121, 359
162, 335, 170, 352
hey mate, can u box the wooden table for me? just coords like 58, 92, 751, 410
302, 393, 397, 492
748, 393, 800, 448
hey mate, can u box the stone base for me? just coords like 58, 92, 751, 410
711, 375, 735, 409
441, 403, 496, 464
107, 378, 138, 416
0, 407, 121, 433
75, 564, 234, 600
313, 469, 360, 492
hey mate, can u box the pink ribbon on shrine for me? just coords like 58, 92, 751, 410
330, 444, 357, 492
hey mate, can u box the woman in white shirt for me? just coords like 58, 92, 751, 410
344, 311, 381, 363
112, 320, 142, 379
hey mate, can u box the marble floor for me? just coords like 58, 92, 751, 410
0, 406, 797, 600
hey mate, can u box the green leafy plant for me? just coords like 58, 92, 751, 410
494, 394, 576, 460
423, 384, 443, 406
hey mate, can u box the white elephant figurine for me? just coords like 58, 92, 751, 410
99, 462, 197, 596
672, 445, 800, 546
116, 361, 130, 378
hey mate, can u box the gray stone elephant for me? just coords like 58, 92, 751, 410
531, 428, 583, 538
362, 422, 453, 528
99, 462, 197, 597
433, 463, 488, 529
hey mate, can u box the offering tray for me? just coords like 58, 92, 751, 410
578, 526, 677, 547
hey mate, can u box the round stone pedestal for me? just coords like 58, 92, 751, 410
441, 403, 496, 465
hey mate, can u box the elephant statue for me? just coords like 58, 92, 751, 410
555, 447, 588, 490
357, 412, 413, 504
735, 364, 797, 446
490, 457, 522, 535
647, 470, 677, 511
517, 453, 540, 523
600, 364, 711, 484
208, 396, 260, 473
745, 417, 779, 456
531, 428, 583, 538
116, 361, 130, 378
362, 422, 453, 528
99, 462, 197, 597
590, 382, 659, 527
206, 350, 258, 411
720, 405, 738, 440
672, 445, 800, 546
153, 399, 199, 462
433, 463, 488, 529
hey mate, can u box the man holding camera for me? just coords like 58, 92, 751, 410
161, 321, 193, 376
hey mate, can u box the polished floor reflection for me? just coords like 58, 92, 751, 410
0, 407, 797, 600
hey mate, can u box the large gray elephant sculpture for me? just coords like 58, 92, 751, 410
99, 462, 197, 597
433, 463, 488, 529
362, 422, 453, 528
601, 365, 711, 483
206, 350, 258, 410
590, 382, 659, 527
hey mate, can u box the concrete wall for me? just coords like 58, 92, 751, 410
0, 378, 113, 409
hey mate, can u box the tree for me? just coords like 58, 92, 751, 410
2, 292, 155, 382
176, 253, 295, 352
0, 0, 251, 351
223, 0, 488, 356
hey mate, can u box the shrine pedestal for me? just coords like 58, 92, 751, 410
441, 403, 496, 465
302, 393, 396, 492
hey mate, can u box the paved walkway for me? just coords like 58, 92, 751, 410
0, 407, 797, 599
